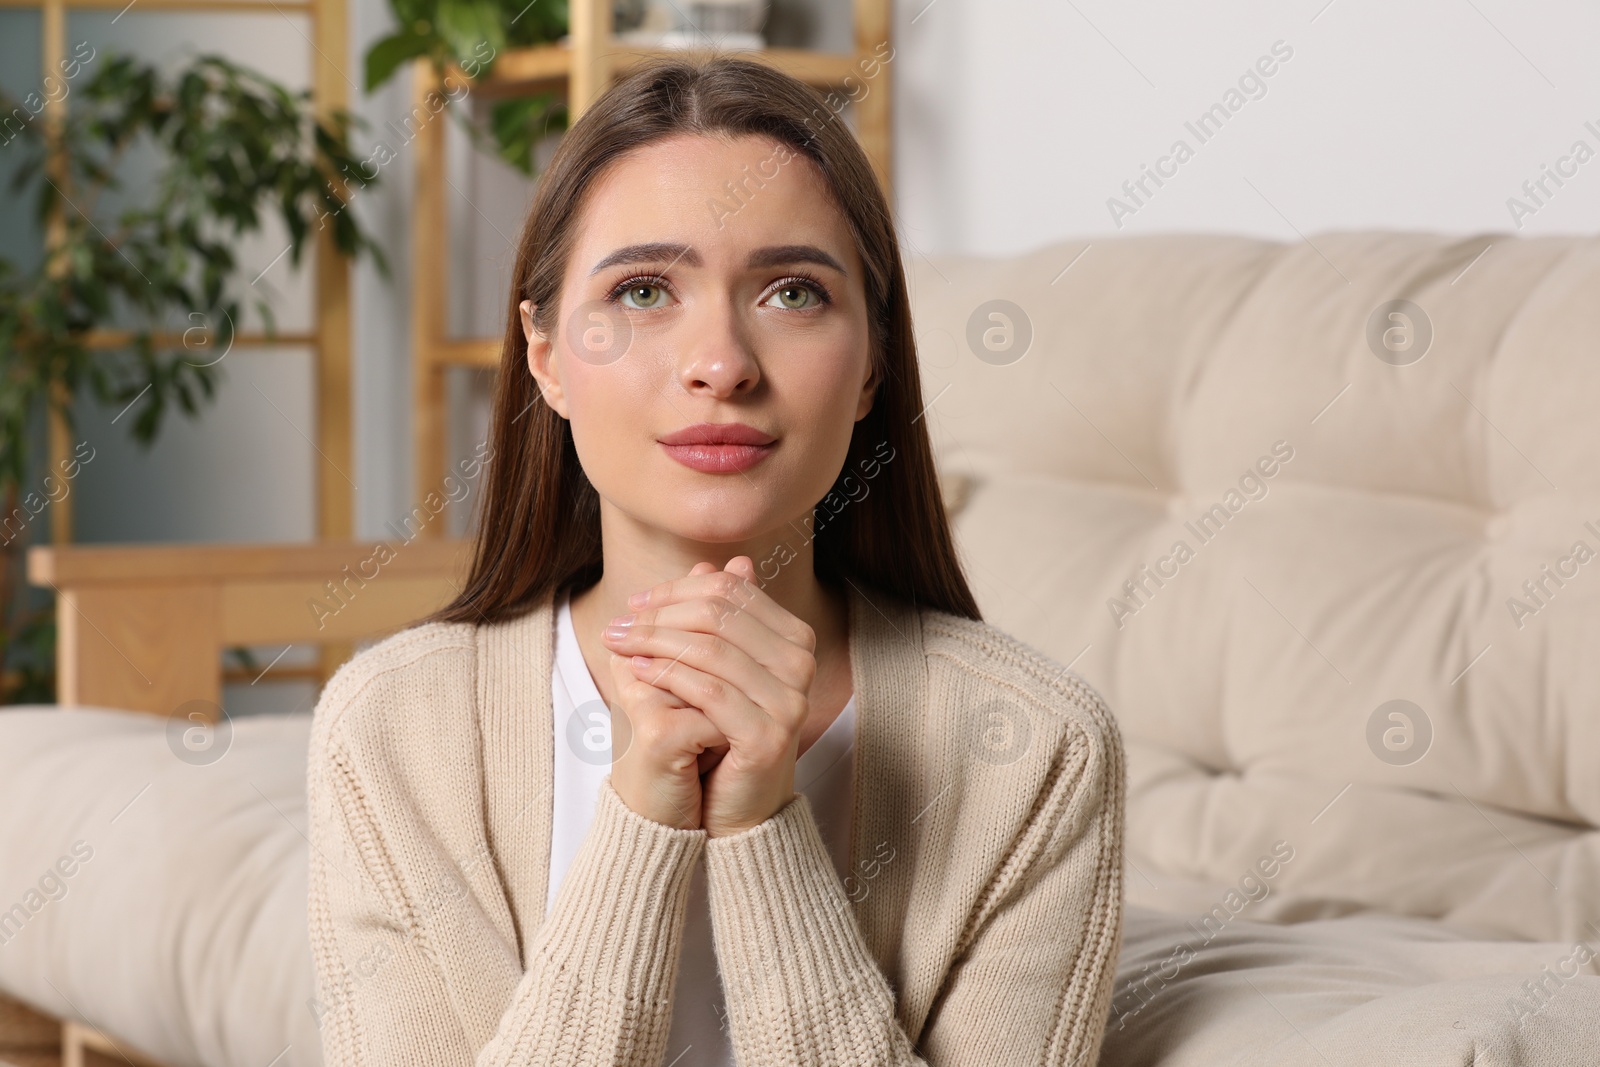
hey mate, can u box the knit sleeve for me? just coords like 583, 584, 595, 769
308, 717, 707, 1067
702, 719, 1124, 1066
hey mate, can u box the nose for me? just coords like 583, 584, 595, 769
676, 295, 761, 398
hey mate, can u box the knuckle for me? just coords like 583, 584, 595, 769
791, 647, 817, 683
755, 726, 790, 762
699, 597, 731, 631
780, 649, 815, 693
633, 717, 671, 751
684, 634, 719, 664
692, 673, 728, 707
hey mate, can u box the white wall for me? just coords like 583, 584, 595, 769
893, 0, 1600, 253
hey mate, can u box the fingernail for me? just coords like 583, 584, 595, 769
609, 613, 635, 627
628, 591, 648, 609
631, 655, 652, 669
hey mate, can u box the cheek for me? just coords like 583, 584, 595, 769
801, 306, 871, 404
562, 358, 655, 474
770, 353, 870, 496
781, 342, 869, 425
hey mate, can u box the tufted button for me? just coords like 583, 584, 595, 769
1483, 512, 1513, 543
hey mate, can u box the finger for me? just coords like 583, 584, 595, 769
614, 607, 812, 716
607, 652, 727, 763
607, 646, 682, 710
697, 743, 730, 776
628, 652, 797, 744
609, 557, 816, 695
621, 560, 720, 629
722, 558, 774, 636
627, 566, 813, 653
609, 610, 811, 714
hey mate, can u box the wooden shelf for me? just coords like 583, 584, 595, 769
18, 0, 350, 546
62, 1022, 166, 1067
27, 538, 469, 586
19, 0, 356, 688
430, 338, 501, 369
455, 41, 870, 100
27, 539, 472, 713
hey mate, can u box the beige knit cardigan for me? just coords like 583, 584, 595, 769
305, 579, 1125, 1066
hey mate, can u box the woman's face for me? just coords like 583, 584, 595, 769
523, 131, 878, 549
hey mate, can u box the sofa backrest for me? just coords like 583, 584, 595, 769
910, 232, 1600, 943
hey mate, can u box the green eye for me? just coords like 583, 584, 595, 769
768, 284, 817, 310
607, 273, 832, 312
621, 283, 666, 309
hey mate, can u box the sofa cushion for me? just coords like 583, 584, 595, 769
1102, 905, 1600, 1066
909, 233, 1600, 943
0, 707, 318, 1067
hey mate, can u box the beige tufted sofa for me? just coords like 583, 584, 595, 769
911, 232, 1600, 1065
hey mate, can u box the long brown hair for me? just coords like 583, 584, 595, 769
427, 52, 980, 626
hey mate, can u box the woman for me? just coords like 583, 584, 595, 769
306, 53, 1124, 1066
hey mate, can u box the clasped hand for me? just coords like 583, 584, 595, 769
600, 556, 816, 838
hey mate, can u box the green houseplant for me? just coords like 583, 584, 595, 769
364, 0, 573, 174
0, 50, 385, 704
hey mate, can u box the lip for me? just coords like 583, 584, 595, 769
658, 423, 778, 473
658, 440, 776, 473
657, 422, 777, 446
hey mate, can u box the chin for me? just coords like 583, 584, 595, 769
646, 500, 785, 550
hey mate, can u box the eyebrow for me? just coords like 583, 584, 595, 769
589, 242, 848, 277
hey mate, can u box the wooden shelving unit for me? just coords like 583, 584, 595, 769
0, 0, 356, 547
408, 0, 895, 532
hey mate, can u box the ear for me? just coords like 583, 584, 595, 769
854, 350, 880, 422
522, 299, 570, 419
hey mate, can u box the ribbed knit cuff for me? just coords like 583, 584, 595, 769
530, 773, 707, 1008
704, 792, 909, 1061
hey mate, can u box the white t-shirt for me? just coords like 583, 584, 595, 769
548, 591, 858, 1065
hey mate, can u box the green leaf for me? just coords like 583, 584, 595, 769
484, 94, 566, 175
435, 0, 506, 65
0, 47, 385, 531
365, 29, 434, 92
